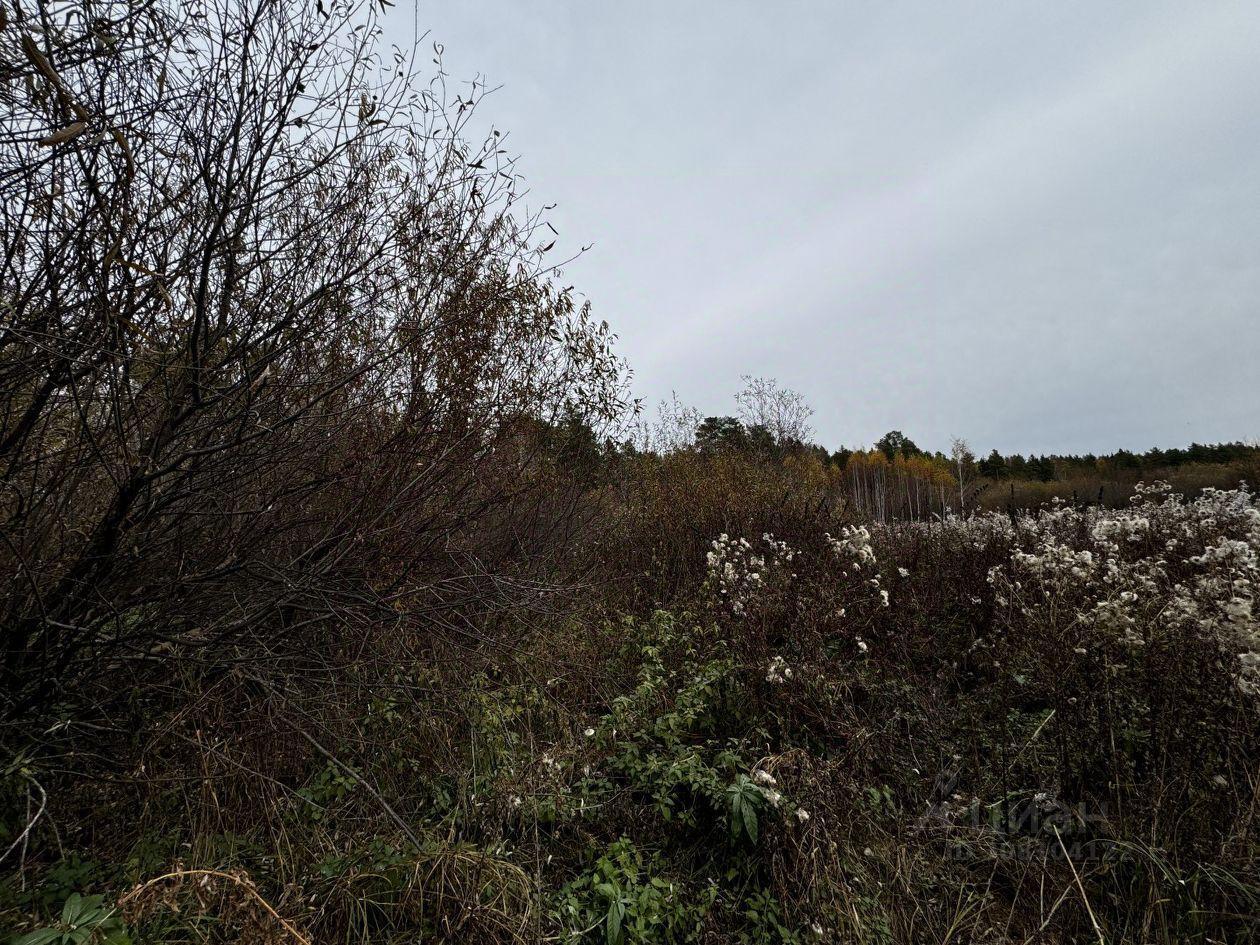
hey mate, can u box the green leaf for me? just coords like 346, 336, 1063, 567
12, 931, 61, 945
744, 804, 758, 843
61, 893, 83, 925
605, 899, 624, 945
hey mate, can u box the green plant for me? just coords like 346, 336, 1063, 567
592, 613, 776, 844
726, 775, 764, 845
11, 894, 130, 945
735, 888, 799, 945
552, 839, 715, 945
0, 856, 112, 917
294, 761, 360, 823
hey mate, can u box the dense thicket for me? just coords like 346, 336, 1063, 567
0, 0, 627, 720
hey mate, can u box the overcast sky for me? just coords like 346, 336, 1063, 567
388, 1, 1260, 455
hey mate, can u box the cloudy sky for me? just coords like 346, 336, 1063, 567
388, 1, 1260, 455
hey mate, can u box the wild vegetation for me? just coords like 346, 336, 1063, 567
2, 1, 1257, 943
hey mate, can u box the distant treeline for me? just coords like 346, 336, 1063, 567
838, 437, 1260, 483
606, 405, 1259, 520
973, 442, 1259, 481
646, 416, 1259, 485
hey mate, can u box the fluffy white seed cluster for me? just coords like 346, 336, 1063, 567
825, 524, 891, 609
765, 655, 793, 684
707, 532, 796, 615
708, 483, 1260, 697
988, 482, 1260, 696
751, 767, 810, 822
826, 524, 876, 569
1011, 542, 1097, 585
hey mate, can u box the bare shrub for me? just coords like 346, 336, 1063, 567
0, 0, 629, 718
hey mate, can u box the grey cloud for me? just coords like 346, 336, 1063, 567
390, 1, 1260, 454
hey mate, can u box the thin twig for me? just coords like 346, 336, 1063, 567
0, 774, 46, 870
1053, 825, 1107, 945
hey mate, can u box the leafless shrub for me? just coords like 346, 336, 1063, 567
0, 0, 629, 719
735, 375, 813, 446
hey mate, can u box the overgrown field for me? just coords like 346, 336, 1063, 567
4, 482, 1257, 943
3, 1, 1257, 941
